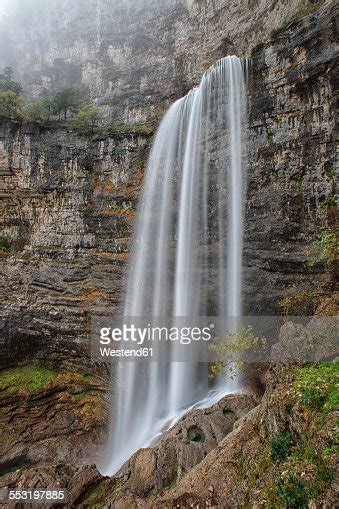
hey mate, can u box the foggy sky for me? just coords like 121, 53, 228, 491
0, 0, 9, 16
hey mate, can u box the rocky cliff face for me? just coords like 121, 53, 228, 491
0, 0, 320, 123
1, 122, 152, 367
244, 0, 336, 313
1, 1, 336, 367
3, 359, 336, 508
0, 1, 336, 506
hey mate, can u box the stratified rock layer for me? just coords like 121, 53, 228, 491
0, 1, 336, 365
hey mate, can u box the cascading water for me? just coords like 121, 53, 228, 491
99, 55, 248, 476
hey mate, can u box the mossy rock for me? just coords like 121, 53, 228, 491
0, 363, 58, 395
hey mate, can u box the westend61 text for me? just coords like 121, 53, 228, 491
99, 347, 153, 358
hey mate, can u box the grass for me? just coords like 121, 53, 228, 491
292, 361, 339, 413
0, 364, 58, 395
265, 436, 335, 506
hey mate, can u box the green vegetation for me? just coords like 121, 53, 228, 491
100, 123, 155, 137
0, 90, 25, 120
292, 361, 339, 413
270, 431, 294, 462
0, 233, 27, 252
324, 166, 335, 181
0, 68, 25, 120
0, 364, 58, 395
276, 474, 310, 508
52, 86, 82, 120
0, 67, 157, 139
223, 409, 235, 419
0, 67, 96, 127
208, 325, 267, 380
307, 228, 337, 269
163, 467, 178, 489
187, 427, 204, 443
319, 196, 336, 209
26, 94, 58, 123
240, 363, 337, 506
273, 442, 335, 506
322, 445, 339, 457
0, 234, 9, 249
280, 225, 337, 315
73, 103, 101, 132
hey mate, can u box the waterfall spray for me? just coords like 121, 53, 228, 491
99, 55, 248, 476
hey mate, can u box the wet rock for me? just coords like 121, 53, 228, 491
111, 393, 256, 500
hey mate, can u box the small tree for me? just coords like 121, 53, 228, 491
73, 103, 100, 132
0, 67, 22, 95
52, 87, 80, 120
0, 90, 25, 120
208, 325, 268, 380
26, 95, 58, 123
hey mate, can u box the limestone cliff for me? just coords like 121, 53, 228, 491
0, 0, 336, 367
0, 2, 337, 506
0, 0, 326, 123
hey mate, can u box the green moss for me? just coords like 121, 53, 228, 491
0, 364, 58, 395
163, 467, 178, 489
248, 450, 271, 491
187, 427, 204, 443
81, 479, 122, 507
72, 391, 90, 400
292, 361, 339, 413
319, 196, 336, 209
97, 123, 155, 138
223, 409, 236, 419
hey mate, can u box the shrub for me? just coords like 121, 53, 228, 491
276, 474, 310, 508
26, 95, 58, 123
73, 103, 101, 132
279, 226, 336, 315
271, 430, 294, 462
307, 228, 336, 269
208, 325, 267, 380
0, 90, 25, 120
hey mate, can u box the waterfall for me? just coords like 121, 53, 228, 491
99, 55, 248, 476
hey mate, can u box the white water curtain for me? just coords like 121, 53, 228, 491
100, 55, 248, 476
